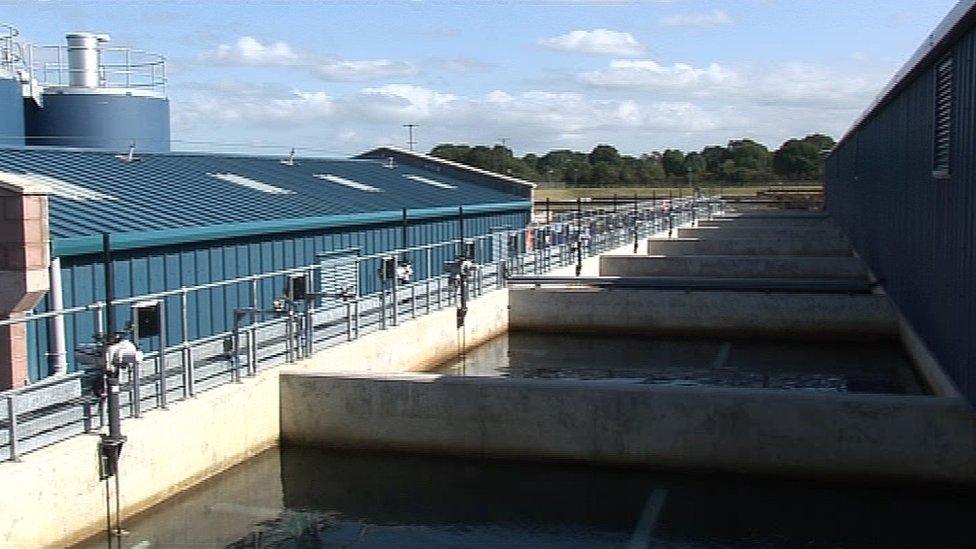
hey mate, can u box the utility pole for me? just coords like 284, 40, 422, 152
497, 138, 510, 173
403, 124, 419, 151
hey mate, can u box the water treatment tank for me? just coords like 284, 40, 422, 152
0, 24, 25, 146
26, 32, 170, 152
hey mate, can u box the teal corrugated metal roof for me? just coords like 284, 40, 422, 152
0, 148, 531, 254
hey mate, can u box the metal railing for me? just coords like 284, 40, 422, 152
0, 23, 28, 78
29, 43, 166, 93
0, 197, 722, 462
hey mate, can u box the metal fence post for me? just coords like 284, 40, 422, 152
392, 268, 399, 326
186, 347, 195, 397
158, 300, 168, 410
425, 247, 432, 315
249, 278, 259, 371
305, 267, 314, 357
131, 360, 142, 418
353, 297, 360, 339
6, 395, 19, 461
82, 398, 93, 433
180, 288, 191, 399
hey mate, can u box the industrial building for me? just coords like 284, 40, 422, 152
0, 27, 532, 388
826, 0, 976, 404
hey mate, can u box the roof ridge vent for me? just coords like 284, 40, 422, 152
280, 148, 297, 166
114, 141, 140, 163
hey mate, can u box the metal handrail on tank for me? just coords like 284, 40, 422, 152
0, 23, 29, 77
29, 43, 166, 94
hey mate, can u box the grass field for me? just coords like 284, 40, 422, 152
535, 184, 822, 201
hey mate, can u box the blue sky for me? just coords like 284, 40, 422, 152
0, 0, 959, 156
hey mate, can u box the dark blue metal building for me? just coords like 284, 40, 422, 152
0, 147, 532, 381
826, 1, 976, 403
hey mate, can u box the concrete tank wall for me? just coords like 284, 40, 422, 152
280, 372, 976, 484
0, 78, 24, 147
26, 92, 170, 152
509, 287, 898, 339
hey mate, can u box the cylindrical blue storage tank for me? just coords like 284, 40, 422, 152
0, 77, 24, 147
26, 91, 170, 152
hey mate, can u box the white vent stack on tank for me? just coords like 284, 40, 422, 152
65, 32, 110, 88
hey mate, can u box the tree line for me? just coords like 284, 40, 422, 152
430, 134, 835, 186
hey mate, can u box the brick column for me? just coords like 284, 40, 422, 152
0, 175, 50, 389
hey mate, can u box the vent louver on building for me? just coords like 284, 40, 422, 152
934, 53, 953, 176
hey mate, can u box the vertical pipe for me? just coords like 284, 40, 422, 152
458, 206, 465, 250
102, 233, 115, 340
48, 255, 68, 376
401, 208, 409, 254
575, 197, 582, 277
6, 395, 18, 461
545, 198, 550, 224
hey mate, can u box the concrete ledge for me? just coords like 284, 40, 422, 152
599, 255, 869, 279
699, 218, 833, 229
712, 213, 829, 220
508, 287, 897, 339
279, 372, 976, 484
677, 227, 843, 240
647, 237, 852, 257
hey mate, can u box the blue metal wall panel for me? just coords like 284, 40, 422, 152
25, 93, 170, 152
0, 78, 24, 146
26, 209, 529, 380
826, 23, 976, 403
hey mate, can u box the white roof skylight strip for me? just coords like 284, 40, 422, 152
208, 172, 295, 195
403, 174, 457, 190
314, 173, 383, 193
0, 171, 117, 201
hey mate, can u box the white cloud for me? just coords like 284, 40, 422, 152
580, 59, 884, 110
312, 59, 418, 81
201, 36, 301, 65
537, 29, 645, 56
660, 10, 734, 28
429, 57, 494, 73
580, 59, 738, 94
199, 36, 418, 81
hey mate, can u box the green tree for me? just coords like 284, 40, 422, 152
727, 139, 771, 172
587, 144, 622, 166
684, 152, 706, 175
661, 149, 685, 177
773, 139, 820, 179
801, 133, 836, 152
700, 145, 727, 175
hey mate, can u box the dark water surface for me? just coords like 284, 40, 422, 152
433, 332, 925, 394
77, 446, 974, 548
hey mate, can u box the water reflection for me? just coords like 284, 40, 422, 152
80, 446, 976, 548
